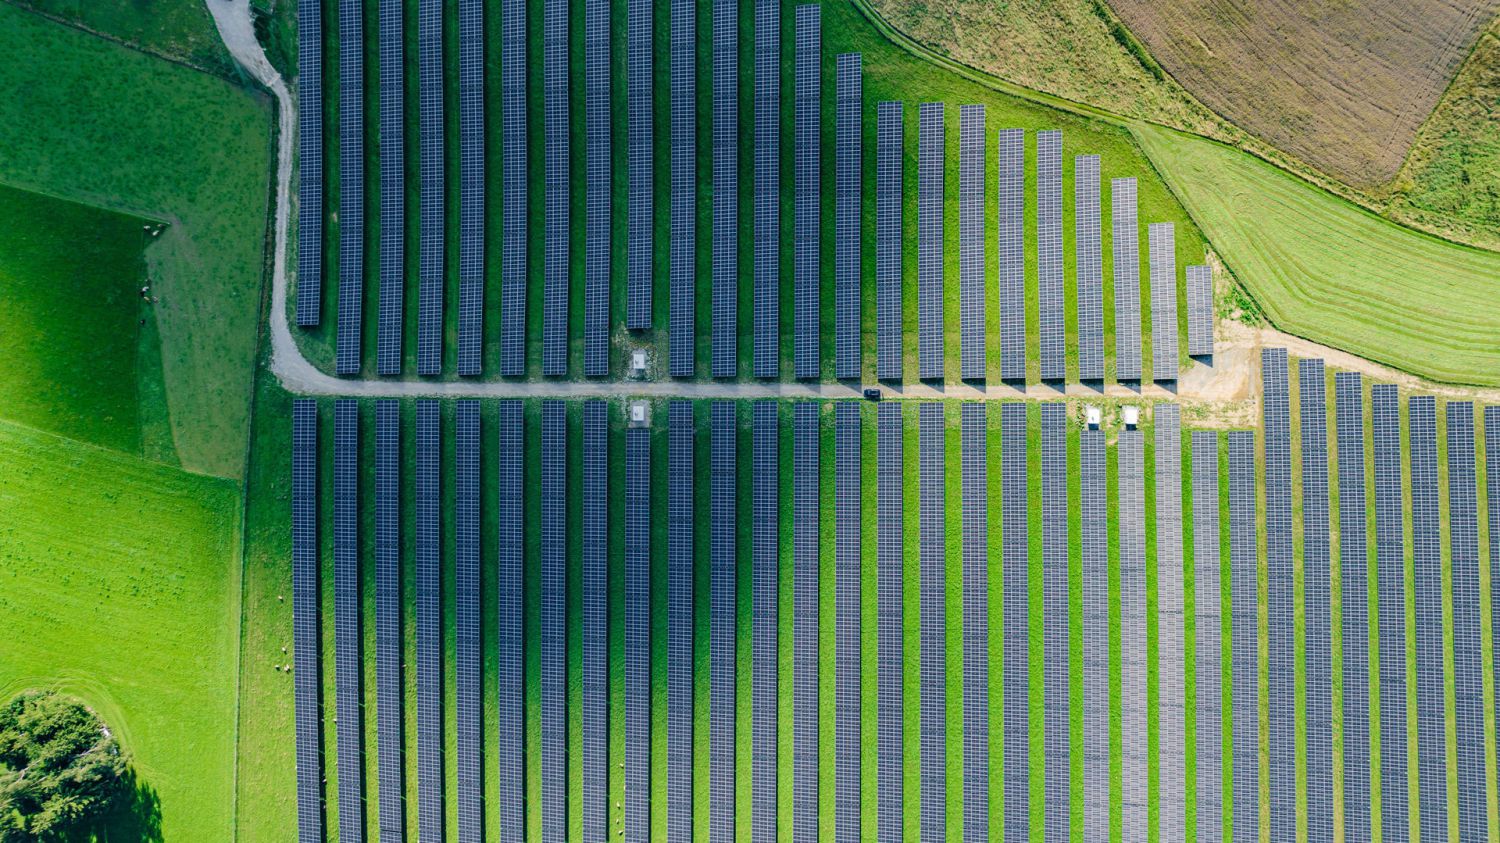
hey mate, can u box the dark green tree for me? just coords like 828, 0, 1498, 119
0, 691, 127, 841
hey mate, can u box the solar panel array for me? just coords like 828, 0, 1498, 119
835, 403, 861, 842
918, 403, 947, 842
624, 425, 651, 842
454, 401, 482, 841
793, 402, 820, 841
1370, 384, 1409, 843
581, 401, 609, 841
959, 106, 986, 380
1119, 421, 1147, 843
959, 404, 990, 843
540, 402, 566, 841
1112, 178, 1141, 380
1334, 373, 1371, 843
583, 0, 610, 375
296, 0, 323, 327
1080, 426, 1108, 843
1155, 404, 1185, 843
1148, 223, 1178, 381
876, 402, 904, 841
1488, 407, 1500, 794
1262, 348, 1293, 843
1299, 360, 1334, 842
710, 402, 737, 843
497, 402, 523, 840
753, 0, 779, 378
416, 0, 444, 376
333, 401, 363, 842
291, 399, 322, 843
752, 402, 779, 842
711, 0, 738, 378
794, 6, 821, 381
1409, 395, 1447, 843
626, 0, 653, 330
376, 0, 403, 375
1190, 430, 1222, 843
1040, 403, 1069, 843
1037, 130, 1064, 381
917, 103, 945, 381
1448, 403, 1485, 843
835, 56, 862, 381
668, 402, 695, 839
1000, 403, 1030, 842
1186, 265, 1214, 358
998, 129, 1026, 381
669, 0, 696, 378
456, 0, 485, 376
335, 0, 364, 376
414, 400, 443, 842
499, 0, 526, 375
541, 0, 569, 375
876, 103, 904, 382
374, 402, 403, 841
1075, 155, 1103, 381
1226, 430, 1258, 843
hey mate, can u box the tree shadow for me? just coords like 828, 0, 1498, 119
86, 767, 163, 843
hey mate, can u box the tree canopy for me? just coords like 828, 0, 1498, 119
0, 691, 128, 841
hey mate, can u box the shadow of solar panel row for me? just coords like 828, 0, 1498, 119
668, 0, 696, 378
541, 0, 569, 376
1148, 223, 1178, 382
876, 402, 904, 843
1155, 404, 1184, 843
1261, 348, 1294, 843
999, 403, 1029, 842
1226, 430, 1257, 843
453, 401, 482, 842
625, 0, 652, 330
959, 404, 990, 843
834, 403, 861, 842
834, 56, 862, 381
958, 106, 986, 381
335, 0, 364, 376
710, 402, 737, 843
333, 400, 364, 842
373, 401, 404, 841
793, 402, 820, 842
583, 0, 610, 376
793, 6, 821, 381
296, 0, 323, 327
1333, 373, 1370, 843
752, 402, 779, 842
377, 0, 403, 375
456, 0, 485, 376
624, 425, 651, 842
539, 402, 566, 842
1447, 403, 1485, 843
667, 402, 695, 841
499, 0, 526, 376
710, 0, 738, 379
1186, 265, 1213, 358
997, 129, 1025, 382
918, 403, 947, 842
1190, 430, 1222, 843
752, 0, 778, 379
1080, 426, 1108, 843
1118, 424, 1147, 843
1370, 384, 1409, 843
1036, 130, 1064, 382
1040, 403, 1069, 843
416, 0, 444, 376
581, 401, 609, 841
1409, 395, 1447, 843
917, 104, 944, 381
497, 401, 524, 838
1111, 178, 1141, 381
414, 400, 443, 842
1299, 359, 1333, 843
1488, 407, 1500, 797
1075, 155, 1103, 381
291, 399, 323, 843
875, 103, 903, 382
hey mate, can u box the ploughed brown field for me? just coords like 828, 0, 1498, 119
1104, 0, 1499, 186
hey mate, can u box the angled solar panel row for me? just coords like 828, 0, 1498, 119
1149, 223, 1178, 381
454, 401, 482, 841
1190, 430, 1223, 843
1040, 402, 1069, 843
414, 400, 443, 842
581, 401, 609, 841
1262, 348, 1294, 843
1075, 155, 1103, 381
997, 129, 1026, 381
291, 399, 322, 843
753, 0, 779, 378
1080, 425, 1108, 843
1488, 407, 1500, 794
793, 402, 820, 841
794, 6, 821, 380
1370, 384, 1409, 843
1334, 373, 1371, 843
540, 402, 567, 842
917, 104, 944, 380
626, 0, 653, 330
875, 103, 903, 382
918, 403, 947, 842
669, 0, 696, 377
583, 0, 611, 375
498, 0, 526, 375
1409, 395, 1446, 843
959, 107, 986, 380
416, 0, 444, 375
752, 402, 779, 842
1118, 422, 1147, 843
668, 402, 695, 840
1000, 403, 1030, 842
624, 424, 651, 843
376, 0, 403, 375
497, 402, 524, 840
960, 404, 990, 843
834, 403, 861, 842
335, 0, 364, 376
711, 0, 738, 378
1447, 402, 1484, 843
296, 0, 323, 327
456, 0, 485, 376
1226, 430, 1258, 843
541, 0, 569, 375
1155, 404, 1185, 843
333, 400, 364, 842
1037, 130, 1064, 381
710, 402, 737, 843
876, 402, 904, 842
1186, 265, 1214, 358
834, 55, 862, 380
1299, 359, 1334, 843
1111, 179, 1141, 381
374, 402, 403, 841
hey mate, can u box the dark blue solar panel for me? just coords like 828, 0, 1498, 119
291, 399, 323, 843
540, 402, 566, 841
497, 402, 523, 840
877, 402, 905, 842
1334, 373, 1370, 843
1149, 223, 1178, 382
1226, 430, 1257, 843
918, 403, 947, 842
1191, 430, 1222, 843
1262, 348, 1294, 843
710, 402, 738, 843
457, 0, 485, 376
917, 103, 944, 381
1120, 421, 1147, 842
1447, 403, 1484, 843
834, 56, 862, 381
711, 0, 739, 378
753, 402, 780, 842
416, 0, 444, 376
997, 130, 1025, 381
1300, 360, 1333, 843
1037, 131, 1063, 381
753, 0, 779, 378
875, 103, 904, 382
1111, 179, 1140, 381
835, 403, 861, 842
669, 0, 697, 378
960, 404, 990, 843
1409, 395, 1446, 843
335, 0, 364, 376
1000, 403, 1030, 842
1075, 156, 1103, 381
793, 6, 821, 381
583, 0, 611, 375
376, 0, 403, 375
1186, 265, 1213, 358
1041, 403, 1069, 842
793, 402, 820, 840
296, 0, 323, 328
626, 0, 653, 330
1371, 384, 1409, 843
668, 402, 695, 839
1156, 404, 1185, 842
625, 424, 652, 842
1080, 426, 1108, 843
541, 0, 569, 375
374, 401, 403, 842
333, 400, 363, 842
414, 400, 443, 842
455, 401, 482, 841
498, 0, 525, 375
1487, 406, 1500, 801
958, 107, 985, 381
581, 401, 609, 841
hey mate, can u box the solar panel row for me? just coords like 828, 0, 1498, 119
333, 400, 363, 842
959, 404, 990, 843
1409, 395, 1446, 843
376, 0, 403, 375
1075, 155, 1103, 381
876, 103, 903, 382
1370, 384, 1409, 843
1148, 223, 1178, 382
834, 56, 862, 381
374, 402, 403, 842
793, 402, 820, 842
1262, 348, 1294, 843
1334, 373, 1371, 843
626, 0, 653, 331
1299, 359, 1334, 843
1000, 403, 1030, 842
540, 402, 566, 841
1040, 403, 1069, 843
1111, 179, 1141, 381
959, 107, 986, 381
624, 424, 651, 843
1155, 404, 1185, 843
669, 0, 696, 378
711, 0, 738, 378
1448, 403, 1484, 843
581, 401, 609, 841
497, 402, 523, 840
1080, 426, 1108, 843
1037, 131, 1064, 381
710, 402, 737, 843
1119, 423, 1147, 843
794, 7, 821, 381
541, 0, 569, 375
998, 129, 1026, 381
753, 0, 779, 378
876, 402, 904, 842
1488, 407, 1500, 796
291, 399, 323, 843
917, 104, 944, 381
668, 402, 695, 840
416, 0, 444, 376
454, 401, 482, 841
456, 0, 485, 376
1191, 430, 1222, 843
296, 0, 323, 328
834, 403, 861, 842
1186, 265, 1214, 358
414, 400, 443, 842
583, 0, 610, 375
753, 402, 779, 842
918, 403, 947, 842
335, 0, 364, 376
1226, 430, 1258, 843
498, 0, 526, 376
